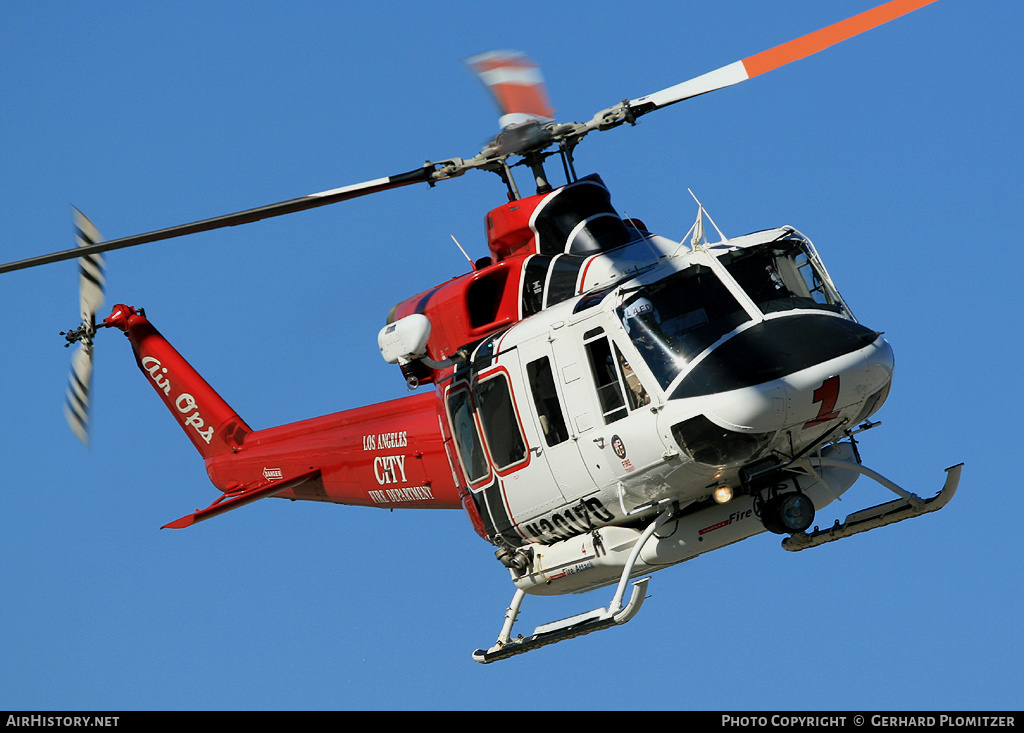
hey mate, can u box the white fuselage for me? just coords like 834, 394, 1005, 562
444, 227, 893, 592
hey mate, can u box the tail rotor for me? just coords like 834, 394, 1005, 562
62, 208, 106, 446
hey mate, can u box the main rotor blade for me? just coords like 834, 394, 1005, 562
625, 0, 938, 118
0, 165, 436, 274
466, 50, 556, 128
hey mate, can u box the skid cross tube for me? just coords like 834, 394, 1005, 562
783, 459, 962, 551
472, 514, 661, 663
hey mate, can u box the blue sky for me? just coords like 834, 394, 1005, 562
1, 0, 1021, 711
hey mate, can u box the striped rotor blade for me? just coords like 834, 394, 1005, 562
72, 207, 105, 321
627, 0, 938, 116
64, 343, 94, 446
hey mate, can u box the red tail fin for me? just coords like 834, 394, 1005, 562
104, 305, 251, 459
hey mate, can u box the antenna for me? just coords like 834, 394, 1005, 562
450, 234, 476, 270
687, 189, 727, 243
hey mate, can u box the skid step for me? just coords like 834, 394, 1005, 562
783, 462, 961, 551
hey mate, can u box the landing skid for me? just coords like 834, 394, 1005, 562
471, 577, 650, 664
472, 514, 660, 663
783, 460, 962, 551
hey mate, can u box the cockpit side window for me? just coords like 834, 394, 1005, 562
795, 252, 843, 311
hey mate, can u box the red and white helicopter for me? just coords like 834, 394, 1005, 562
1, 0, 959, 663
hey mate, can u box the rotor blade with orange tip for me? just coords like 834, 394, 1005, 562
626, 0, 939, 117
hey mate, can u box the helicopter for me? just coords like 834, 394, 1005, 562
0, 0, 960, 664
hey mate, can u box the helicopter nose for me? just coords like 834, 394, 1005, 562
671, 314, 891, 403
668, 314, 894, 464
781, 334, 894, 431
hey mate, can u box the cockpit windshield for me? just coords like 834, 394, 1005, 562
616, 237, 849, 390
719, 237, 847, 316
618, 264, 751, 389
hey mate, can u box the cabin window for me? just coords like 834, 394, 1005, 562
446, 388, 489, 483
545, 255, 585, 306
521, 255, 552, 316
526, 356, 569, 446
474, 373, 527, 470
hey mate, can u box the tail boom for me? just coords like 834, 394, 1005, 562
203, 392, 461, 511
105, 304, 462, 527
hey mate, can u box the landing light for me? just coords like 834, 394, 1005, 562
713, 486, 733, 504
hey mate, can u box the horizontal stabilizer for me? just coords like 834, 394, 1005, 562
163, 469, 321, 529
